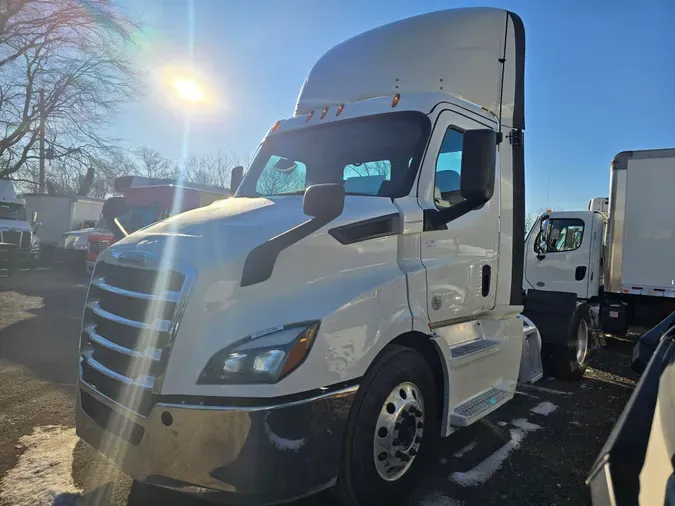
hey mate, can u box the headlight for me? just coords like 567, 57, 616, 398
198, 322, 320, 384
64, 235, 76, 249
74, 234, 89, 250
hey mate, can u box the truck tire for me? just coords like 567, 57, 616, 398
334, 345, 438, 506
551, 303, 591, 380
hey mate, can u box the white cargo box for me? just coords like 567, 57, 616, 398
605, 149, 675, 297
23, 195, 104, 247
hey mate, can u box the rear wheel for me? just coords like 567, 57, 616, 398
334, 345, 438, 506
551, 303, 591, 380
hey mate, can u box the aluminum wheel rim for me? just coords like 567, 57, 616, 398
373, 382, 425, 482
576, 319, 589, 365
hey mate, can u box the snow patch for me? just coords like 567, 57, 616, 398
0, 425, 82, 506
453, 441, 477, 459
450, 419, 541, 487
511, 418, 541, 431
530, 401, 558, 416
264, 416, 306, 452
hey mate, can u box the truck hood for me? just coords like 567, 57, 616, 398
0, 219, 31, 233
107, 196, 309, 265
98, 195, 404, 396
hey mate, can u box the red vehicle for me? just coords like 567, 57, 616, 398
86, 177, 230, 272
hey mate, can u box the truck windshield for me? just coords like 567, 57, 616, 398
0, 203, 26, 222
237, 112, 430, 198
116, 204, 162, 234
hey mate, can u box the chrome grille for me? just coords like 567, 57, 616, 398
80, 260, 189, 416
0, 230, 30, 250
88, 240, 109, 255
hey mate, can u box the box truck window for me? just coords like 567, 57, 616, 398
0, 203, 26, 221
534, 218, 585, 254
434, 127, 463, 209
239, 112, 430, 198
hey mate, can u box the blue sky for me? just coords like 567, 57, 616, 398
113, 0, 675, 213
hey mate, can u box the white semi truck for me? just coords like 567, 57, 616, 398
75, 8, 593, 505
0, 179, 40, 264
524, 149, 675, 344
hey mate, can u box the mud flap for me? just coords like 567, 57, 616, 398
522, 290, 578, 346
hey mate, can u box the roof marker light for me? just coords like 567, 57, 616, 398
320, 107, 329, 119
336, 104, 344, 116
271, 120, 281, 132
392, 94, 401, 108
305, 110, 314, 123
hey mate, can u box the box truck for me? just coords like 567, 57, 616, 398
23, 194, 104, 261
524, 149, 675, 339
76, 8, 594, 505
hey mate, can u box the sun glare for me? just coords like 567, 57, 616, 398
171, 77, 207, 103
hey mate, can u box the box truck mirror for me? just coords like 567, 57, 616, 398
303, 183, 345, 219
537, 216, 552, 259
230, 166, 243, 194
460, 129, 497, 203
31, 211, 38, 225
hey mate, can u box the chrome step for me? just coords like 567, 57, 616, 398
450, 387, 511, 427
519, 323, 544, 384
450, 339, 500, 360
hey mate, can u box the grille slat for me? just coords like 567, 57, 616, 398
80, 260, 188, 417
88, 240, 109, 255
0, 231, 30, 250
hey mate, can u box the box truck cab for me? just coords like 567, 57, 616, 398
76, 8, 583, 505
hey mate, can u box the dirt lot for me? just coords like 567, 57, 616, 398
0, 268, 639, 506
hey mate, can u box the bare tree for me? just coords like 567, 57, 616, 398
525, 212, 536, 234
133, 146, 175, 179
0, 0, 143, 191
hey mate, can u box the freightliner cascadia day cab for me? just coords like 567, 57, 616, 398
75, 8, 592, 505
524, 149, 675, 371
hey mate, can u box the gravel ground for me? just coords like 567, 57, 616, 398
0, 268, 639, 506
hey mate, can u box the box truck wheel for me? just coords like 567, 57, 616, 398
551, 303, 591, 380
334, 345, 438, 506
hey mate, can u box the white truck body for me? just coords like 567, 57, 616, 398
23, 195, 104, 248
605, 149, 675, 298
76, 9, 575, 505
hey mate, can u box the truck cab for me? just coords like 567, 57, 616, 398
525, 210, 606, 299
0, 180, 39, 263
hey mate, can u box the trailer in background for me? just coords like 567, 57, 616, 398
0, 180, 38, 264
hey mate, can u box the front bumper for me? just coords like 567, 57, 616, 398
76, 381, 357, 505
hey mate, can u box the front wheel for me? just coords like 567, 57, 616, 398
550, 303, 591, 380
334, 345, 438, 506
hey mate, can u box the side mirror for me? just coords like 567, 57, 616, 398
537, 214, 551, 259
230, 166, 243, 194
460, 129, 497, 203
31, 211, 38, 225
102, 196, 129, 241
303, 184, 345, 219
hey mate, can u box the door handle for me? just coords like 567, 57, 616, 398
575, 266, 587, 281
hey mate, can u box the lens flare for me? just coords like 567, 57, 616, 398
171, 77, 206, 103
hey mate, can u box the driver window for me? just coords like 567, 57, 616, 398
534, 218, 585, 254
255, 156, 307, 195
434, 128, 464, 208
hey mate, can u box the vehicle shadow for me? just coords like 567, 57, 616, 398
0, 268, 87, 387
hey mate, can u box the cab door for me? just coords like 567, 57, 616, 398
417, 109, 499, 325
524, 212, 600, 299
